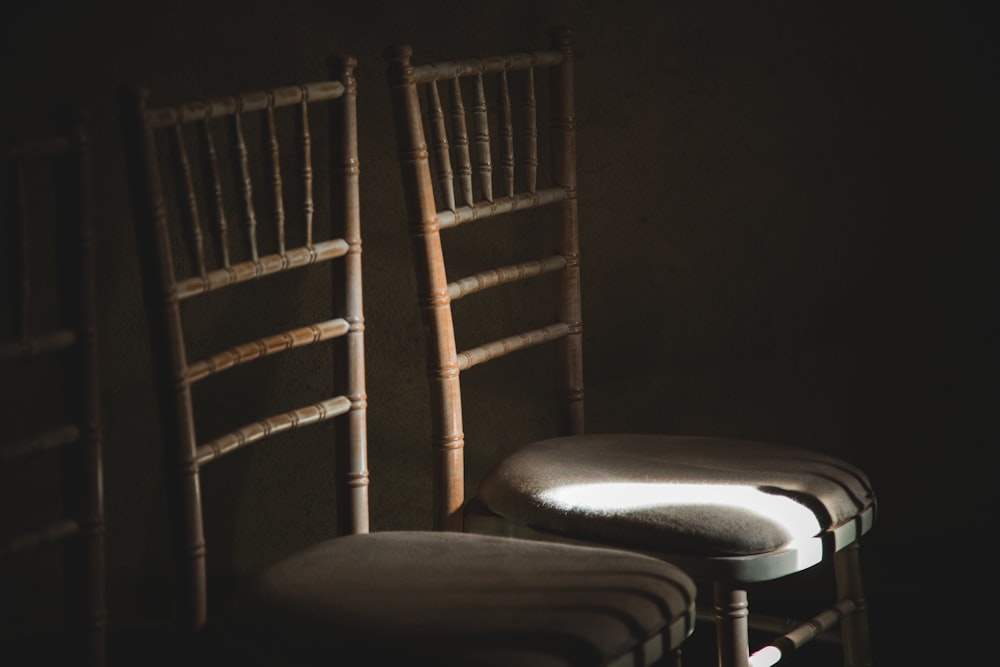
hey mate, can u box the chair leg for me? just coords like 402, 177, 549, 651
713, 582, 751, 667
834, 542, 873, 666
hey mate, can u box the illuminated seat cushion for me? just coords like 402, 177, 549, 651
477, 434, 876, 556
227, 531, 696, 666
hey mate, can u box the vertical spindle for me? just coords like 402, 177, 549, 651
198, 118, 230, 268
522, 66, 538, 194
497, 69, 515, 197
297, 92, 314, 247
448, 76, 473, 206
170, 123, 207, 276
230, 109, 258, 261
264, 96, 286, 255
426, 81, 456, 212
472, 72, 493, 202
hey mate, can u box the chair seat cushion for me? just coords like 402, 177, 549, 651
226, 531, 696, 667
476, 434, 876, 557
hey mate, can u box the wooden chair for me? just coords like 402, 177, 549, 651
384, 27, 876, 667
120, 56, 697, 666
1, 113, 106, 666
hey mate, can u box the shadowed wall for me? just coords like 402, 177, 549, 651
2, 1, 995, 664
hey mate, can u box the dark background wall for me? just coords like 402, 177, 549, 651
3, 0, 995, 663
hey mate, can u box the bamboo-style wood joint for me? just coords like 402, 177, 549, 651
436, 433, 465, 451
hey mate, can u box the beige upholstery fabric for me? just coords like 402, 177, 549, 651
478, 434, 876, 556
227, 531, 696, 666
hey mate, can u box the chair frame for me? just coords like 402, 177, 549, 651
386, 27, 874, 667
1, 112, 106, 667
121, 57, 368, 637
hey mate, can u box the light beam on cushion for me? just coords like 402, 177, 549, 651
539, 482, 822, 543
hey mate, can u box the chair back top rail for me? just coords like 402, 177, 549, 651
143, 81, 345, 128
409, 51, 563, 83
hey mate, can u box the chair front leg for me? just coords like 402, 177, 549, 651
835, 543, 873, 666
714, 582, 751, 667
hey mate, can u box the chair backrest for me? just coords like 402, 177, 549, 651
0, 113, 105, 666
120, 57, 367, 633
385, 28, 582, 531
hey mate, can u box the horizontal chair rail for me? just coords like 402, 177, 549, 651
457, 322, 572, 371
3, 136, 71, 160
0, 330, 76, 362
1, 518, 79, 558
144, 80, 345, 127
436, 188, 567, 230
188, 318, 350, 383
176, 238, 349, 299
411, 51, 564, 83
748, 599, 857, 667
195, 395, 352, 465
449, 254, 566, 301
1, 424, 80, 463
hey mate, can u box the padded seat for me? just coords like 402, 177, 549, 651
479, 434, 875, 557
231, 531, 696, 667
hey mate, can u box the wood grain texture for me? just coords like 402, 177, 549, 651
121, 63, 368, 636
385, 37, 572, 531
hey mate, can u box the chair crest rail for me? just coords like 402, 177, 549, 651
143, 81, 345, 127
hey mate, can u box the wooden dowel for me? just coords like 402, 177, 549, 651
549, 26, 585, 436
435, 187, 566, 230
264, 101, 286, 254
410, 51, 563, 83
448, 254, 566, 301
472, 72, 493, 202
448, 77, 473, 206
332, 53, 370, 535
497, 70, 515, 197
522, 67, 539, 194
748, 600, 857, 667
195, 396, 351, 465
229, 112, 258, 261
170, 124, 207, 276
144, 81, 344, 127
457, 322, 572, 371
297, 94, 314, 246
187, 318, 349, 382
175, 238, 348, 299
198, 119, 230, 268
426, 81, 456, 212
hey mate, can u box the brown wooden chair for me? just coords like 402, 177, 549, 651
1, 113, 106, 667
120, 56, 697, 666
384, 27, 876, 667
